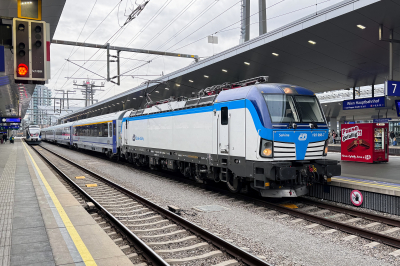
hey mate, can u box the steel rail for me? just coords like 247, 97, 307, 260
38, 141, 400, 250
32, 146, 169, 266
300, 198, 400, 228
37, 144, 272, 266
246, 198, 400, 249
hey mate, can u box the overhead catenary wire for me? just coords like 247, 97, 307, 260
67, 0, 334, 105
60, 0, 272, 103
88, 0, 174, 76
114, 0, 332, 82
94, 0, 230, 100
69, 0, 171, 89
102, 0, 330, 99
96, 0, 220, 91
58, 0, 154, 91
53, 0, 116, 93
101, 0, 241, 86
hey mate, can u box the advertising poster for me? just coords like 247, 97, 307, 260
341, 123, 388, 163
341, 124, 373, 163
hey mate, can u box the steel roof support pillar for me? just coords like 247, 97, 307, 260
372, 83, 374, 98
240, 0, 250, 44
259, 0, 267, 35
353, 86, 356, 100
389, 29, 393, 80
106, 43, 110, 82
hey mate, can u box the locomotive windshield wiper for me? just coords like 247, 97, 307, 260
288, 115, 297, 129
309, 117, 318, 129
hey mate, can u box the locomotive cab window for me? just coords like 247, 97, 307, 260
263, 94, 324, 123
221, 107, 228, 125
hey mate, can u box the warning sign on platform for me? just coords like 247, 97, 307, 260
350, 190, 363, 206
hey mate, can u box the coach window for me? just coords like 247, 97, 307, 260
221, 107, 228, 125
98, 124, 103, 137
113, 123, 116, 136
93, 125, 97, 137
103, 123, 108, 137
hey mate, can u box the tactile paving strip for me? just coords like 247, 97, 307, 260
0, 145, 17, 266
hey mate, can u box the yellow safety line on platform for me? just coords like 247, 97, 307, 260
332, 177, 400, 190
22, 142, 97, 266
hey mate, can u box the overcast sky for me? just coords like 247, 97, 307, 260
49, 0, 343, 108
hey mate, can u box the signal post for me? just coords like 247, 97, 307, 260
12, 0, 50, 84
0, 0, 54, 119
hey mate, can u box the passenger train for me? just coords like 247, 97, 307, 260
42, 76, 341, 197
25, 125, 41, 145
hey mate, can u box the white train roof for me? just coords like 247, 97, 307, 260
72, 111, 128, 127
42, 122, 74, 131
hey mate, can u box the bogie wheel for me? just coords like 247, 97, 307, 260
194, 174, 204, 184
227, 176, 242, 193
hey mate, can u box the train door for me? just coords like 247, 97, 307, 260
108, 123, 112, 146
70, 126, 73, 146
218, 106, 229, 154
123, 120, 128, 145
112, 120, 117, 153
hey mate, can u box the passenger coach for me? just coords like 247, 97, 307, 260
71, 111, 126, 158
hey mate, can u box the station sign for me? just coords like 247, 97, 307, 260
0, 125, 20, 130
373, 118, 391, 123
0, 46, 4, 73
0, 117, 21, 123
395, 100, 400, 117
343, 97, 385, 110
385, 80, 400, 97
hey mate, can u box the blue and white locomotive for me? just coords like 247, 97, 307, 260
119, 76, 340, 197
43, 76, 341, 197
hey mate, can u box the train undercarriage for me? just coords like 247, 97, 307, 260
119, 149, 341, 198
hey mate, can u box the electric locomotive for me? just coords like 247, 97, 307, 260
120, 76, 341, 197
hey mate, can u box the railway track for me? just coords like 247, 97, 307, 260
38, 142, 400, 254
32, 145, 271, 266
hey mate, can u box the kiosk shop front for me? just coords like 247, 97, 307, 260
341, 123, 389, 163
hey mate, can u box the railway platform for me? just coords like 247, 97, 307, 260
307, 151, 400, 215
325, 151, 400, 195
0, 140, 134, 266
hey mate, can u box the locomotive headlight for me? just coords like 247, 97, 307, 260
263, 148, 272, 157
323, 139, 329, 156
260, 139, 273, 158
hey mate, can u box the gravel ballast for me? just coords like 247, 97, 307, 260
41, 143, 400, 266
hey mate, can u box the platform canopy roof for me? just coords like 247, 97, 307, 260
61, 0, 400, 122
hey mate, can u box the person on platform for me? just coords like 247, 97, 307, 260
332, 130, 337, 144
390, 131, 395, 145
393, 137, 398, 146
10, 135, 14, 144
2, 133, 7, 144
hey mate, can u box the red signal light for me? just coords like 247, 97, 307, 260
18, 64, 28, 76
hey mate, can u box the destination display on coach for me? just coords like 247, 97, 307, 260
343, 97, 385, 110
